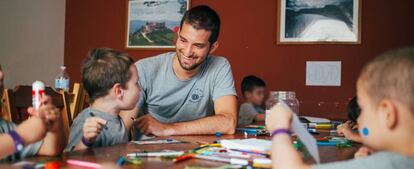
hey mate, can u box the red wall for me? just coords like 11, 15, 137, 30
65, 0, 414, 120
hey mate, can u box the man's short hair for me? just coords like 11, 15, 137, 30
81, 48, 134, 102
241, 75, 266, 96
180, 5, 221, 44
359, 45, 414, 114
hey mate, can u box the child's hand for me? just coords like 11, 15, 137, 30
82, 117, 107, 143
337, 121, 362, 142
354, 146, 373, 158
265, 103, 293, 132
27, 96, 61, 132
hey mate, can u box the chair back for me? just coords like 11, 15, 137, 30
69, 83, 88, 121
4, 85, 71, 140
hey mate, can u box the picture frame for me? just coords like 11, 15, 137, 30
125, 0, 191, 49
277, 0, 361, 44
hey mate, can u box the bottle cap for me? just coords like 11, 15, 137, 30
215, 132, 222, 137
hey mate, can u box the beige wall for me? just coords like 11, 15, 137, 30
0, 0, 66, 88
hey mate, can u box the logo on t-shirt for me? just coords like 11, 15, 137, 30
189, 88, 203, 103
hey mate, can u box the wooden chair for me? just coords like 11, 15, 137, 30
1, 89, 12, 121
4, 85, 71, 140
69, 83, 88, 121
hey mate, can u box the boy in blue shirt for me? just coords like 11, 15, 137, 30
65, 48, 140, 151
238, 75, 266, 126
266, 46, 414, 169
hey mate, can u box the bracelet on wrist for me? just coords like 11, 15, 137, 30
271, 128, 291, 137
8, 130, 24, 152
81, 136, 94, 148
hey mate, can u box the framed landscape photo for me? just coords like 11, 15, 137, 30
126, 0, 190, 49
277, 0, 361, 44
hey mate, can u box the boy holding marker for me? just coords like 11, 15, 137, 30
266, 46, 414, 169
0, 65, 65, 161
238, 75, 266, 126
65, 48, 140, 151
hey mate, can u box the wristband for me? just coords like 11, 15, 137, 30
8, 130, 24, 152
81, 136, 94, 148
271, 129, 291, 137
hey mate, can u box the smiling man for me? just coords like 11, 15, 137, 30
123, 5, 237, 137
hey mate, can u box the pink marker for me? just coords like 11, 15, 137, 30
67, 159, 102, 168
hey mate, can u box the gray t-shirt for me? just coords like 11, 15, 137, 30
238, 102, 265, 126
135, 52, 237, 123
64, 108, 128, 152
314, 152, 414, 169
0, 119, 43, 162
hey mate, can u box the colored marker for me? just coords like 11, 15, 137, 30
308, 123, 334, 129
89, 112, 108, 130
67, 159, 102, 168
127, 151, 185, 157
308, 129, 338, 135
173, 154, 194, 163
195, 154, 249, 165
116, 156, 126, 166
317, 141, 337, 146
246, 125, 266, 129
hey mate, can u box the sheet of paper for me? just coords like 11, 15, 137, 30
306, 61, 341, 86
301, 116, 331, 123
279, 102, 320, 163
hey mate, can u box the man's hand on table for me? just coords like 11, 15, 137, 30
136, 114, 175, 136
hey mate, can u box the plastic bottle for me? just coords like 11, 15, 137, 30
266, 91, 300, 115
55, 66, 70, 92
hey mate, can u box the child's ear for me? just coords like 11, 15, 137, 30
379, 99, 398, 130
113, 83, 124, 99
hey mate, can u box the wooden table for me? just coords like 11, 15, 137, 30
1, 132, 359, 169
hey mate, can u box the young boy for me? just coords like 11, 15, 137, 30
64, 48, 140, 152
0, 65, 65, 161
266, 46, 414, 169
337, 96, 363, 143
238, 75, 266, 126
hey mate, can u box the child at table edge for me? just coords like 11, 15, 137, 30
64, 48, 140, 152
0, 65, 65, 161
336, 96, 363, 143
266, 46, 414, 169
238, 75, 266, 126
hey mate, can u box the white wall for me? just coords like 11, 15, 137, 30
0, 0, 66, 88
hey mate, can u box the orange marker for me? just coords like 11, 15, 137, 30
173, 154, 194, 163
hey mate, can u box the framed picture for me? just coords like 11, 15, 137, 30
277, 0, 361, 44
126, 0, 190, 49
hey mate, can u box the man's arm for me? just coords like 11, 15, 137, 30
171, 95, 237, 135
136, 95, 237, 136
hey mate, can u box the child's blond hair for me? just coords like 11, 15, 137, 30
359, 46, 414, 114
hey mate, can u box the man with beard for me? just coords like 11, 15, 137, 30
123, 5, 237, 137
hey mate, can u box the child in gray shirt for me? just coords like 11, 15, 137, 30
238, 76, 266, 126
266, 46, 414, 169
65, 48, 140, 151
